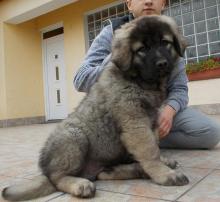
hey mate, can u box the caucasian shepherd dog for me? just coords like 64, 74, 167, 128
2, 15, 189, 201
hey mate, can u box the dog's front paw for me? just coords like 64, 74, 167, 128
154, 171, 189, 186
72, 179, 96, 198
163, 172, 189, 186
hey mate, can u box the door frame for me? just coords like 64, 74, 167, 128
41, 22, 67, 121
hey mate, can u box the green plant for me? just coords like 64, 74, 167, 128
186, 57, 220, 74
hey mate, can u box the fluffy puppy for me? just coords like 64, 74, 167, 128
2, 15, 188, 201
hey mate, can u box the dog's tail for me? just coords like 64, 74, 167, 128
2, 175, 56, 201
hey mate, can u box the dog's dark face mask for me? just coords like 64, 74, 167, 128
111, 16, 186, 85
131, 32, 176, 84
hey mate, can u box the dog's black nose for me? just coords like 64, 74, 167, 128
156, 59, 168, 69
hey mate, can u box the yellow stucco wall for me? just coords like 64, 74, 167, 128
0, 22, 7, 120
4, 21, 44, 119
0, 0, 116, 120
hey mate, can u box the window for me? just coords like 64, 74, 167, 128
85, 1, 129, 48
165, 0, 220, 63
85, 0, 220, 63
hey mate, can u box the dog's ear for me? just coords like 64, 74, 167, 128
111, 23, 135, 71
173, 34, 187, 57
160, 15, 187, 57
111, 39, 133, 71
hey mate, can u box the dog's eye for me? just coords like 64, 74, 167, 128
161, 40, 172, 46
137, 46, 146, 53
136, 46, 150, 54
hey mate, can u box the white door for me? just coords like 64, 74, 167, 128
44, 34, 68, 120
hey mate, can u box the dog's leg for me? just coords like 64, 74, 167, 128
97, 163, 149, 180
52, 175, 96, 198
120, 118, 189, 186
40, 125, 97, 198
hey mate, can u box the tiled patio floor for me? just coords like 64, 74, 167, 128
1, 115, 220, 202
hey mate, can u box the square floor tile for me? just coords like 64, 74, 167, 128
48, 190, 171, 202
0, 160, 39, 178
96, 167, 210, 201
161, 148, 220, 169
178, 170, 220, 202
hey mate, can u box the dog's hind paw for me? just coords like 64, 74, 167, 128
166, 159, 179, 169
160, 156, 179, 169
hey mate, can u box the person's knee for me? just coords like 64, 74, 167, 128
204, 124, 220, 149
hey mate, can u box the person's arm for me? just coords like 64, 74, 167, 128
159, 58, 189, 138
73, 25, 113, 92
166, 57, 189, 113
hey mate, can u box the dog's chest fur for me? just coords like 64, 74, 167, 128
71, 64, 167, 164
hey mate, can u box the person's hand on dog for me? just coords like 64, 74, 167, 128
158, 105, 176, 139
